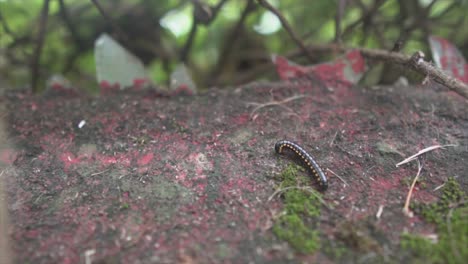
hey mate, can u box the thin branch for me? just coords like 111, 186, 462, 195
284, 42, 468, 99
424, 0, 439, 13
31, 0, 50, 93
180, 22, 198, 62
376, 205, 384, 219
403, 159, 423, 217
326, 168, 348, 187
59, 0, 87, 73
329, 131, 338, 147
58, 0, 84, 49
448, 15, 466, 41
198, 0, 229, 24
257, 0, 314, 62
431, 2, 458, 21
335, 0, 347, 43
0, 8, 16, 38
210, 0, 256, 85
90, 0, 128, 41
90, 169, 109, 177
181, 0, 229, 62
365, 49, 468, 99
396, 144, 457, 167
433, 182, 445, 192
246, 95, 308, 118
342, 0, 386, 39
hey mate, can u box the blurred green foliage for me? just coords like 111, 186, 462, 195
0, 0, 467, 91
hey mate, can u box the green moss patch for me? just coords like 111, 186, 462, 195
401, 177, 467, 264
413, 177, 465, 225
272, 164, 322, 254
321, 219, 388, 263
335, 221, 383, 254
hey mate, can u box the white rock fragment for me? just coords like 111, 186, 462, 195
94, 33, 148, 89
78, 120, 86, 129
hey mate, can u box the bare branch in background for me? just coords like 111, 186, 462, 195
257, 0, 315, 62
0, 8, 16, 38
210, 0, 256, 85
58, 0, 84, 49
59, 0, 87, 73
181, 0, 229, 62
31, 0, 50, 93
362, 49, 468, 99
90, 0, 128, 41
448, 15, 466, 40
335, 0, 347, 43
180, 23, 198, 63
0, 0, 467, 93
285, 43, 468, 99
342, 0, 386, 41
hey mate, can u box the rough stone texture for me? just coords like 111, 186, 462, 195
0, 76, 467, 263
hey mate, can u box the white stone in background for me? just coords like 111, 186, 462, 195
170, 63, 196, 94
94, 33, 148, 89
46, 74, 72, 90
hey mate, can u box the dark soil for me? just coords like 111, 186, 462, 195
0, 77, 467, 263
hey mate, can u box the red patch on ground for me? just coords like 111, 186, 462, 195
137, 153, 154, 166
59, 152, 81, 171
232, 113, 250, 125
0, 148, 17, 165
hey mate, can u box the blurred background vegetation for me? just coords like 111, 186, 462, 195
0, 0, 467, 92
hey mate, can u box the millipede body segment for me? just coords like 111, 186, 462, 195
275, 140, 328, 191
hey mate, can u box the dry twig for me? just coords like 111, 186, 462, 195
284, 43, 468, 100
358, 49, 468, 100
90, 169, 108, 177
246, 95, 308, 118
326, 168, 348, 187
402, 159, 423, 217
396, 144, 457, 167
433, 182, 446, 192
376, 205, 384, 219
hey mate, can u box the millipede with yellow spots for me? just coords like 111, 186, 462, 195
275, 140, 328, 191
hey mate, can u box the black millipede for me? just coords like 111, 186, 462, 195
275, 140, 328, 191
